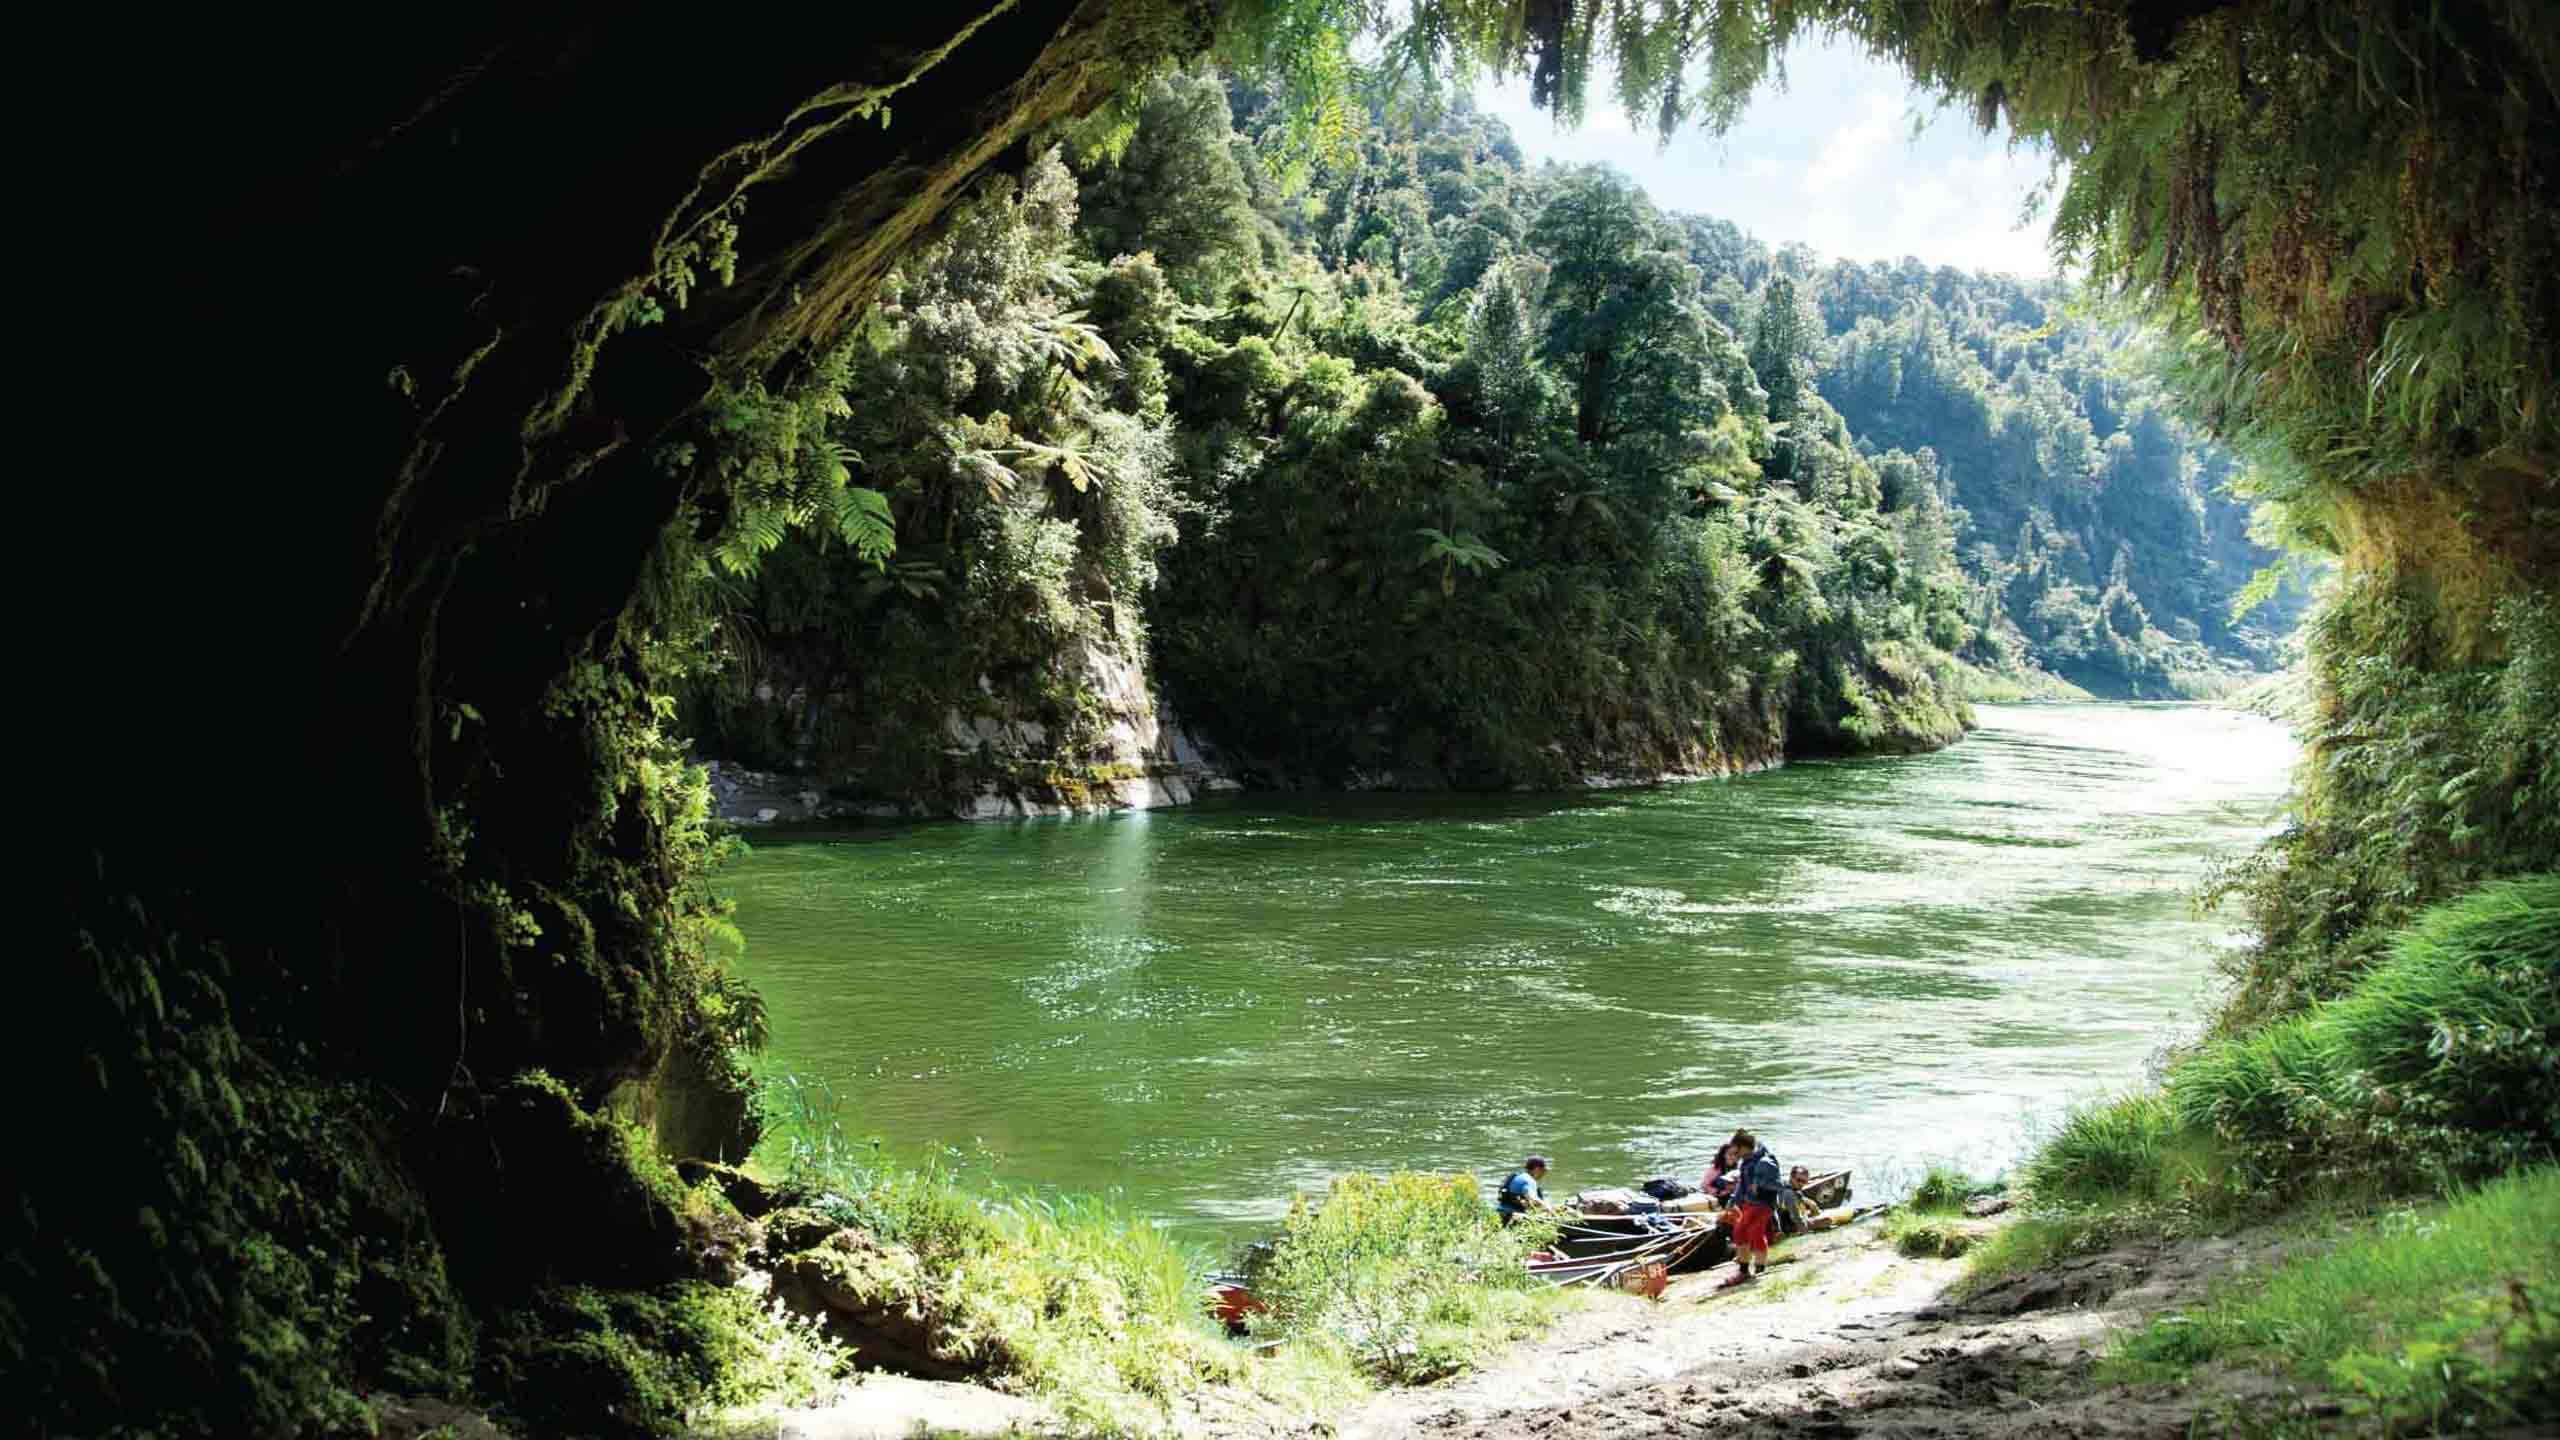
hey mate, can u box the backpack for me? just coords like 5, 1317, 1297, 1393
1738, 1151, 1782, 1208
1640, 1176, 1695, 1202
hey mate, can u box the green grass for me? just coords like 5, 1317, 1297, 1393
2023, 1092, 2188, 1204
761, 1075, 1246, 1432
1959, 1095, 2278, 1293
1968, 876, 2560, 1298
1881, 1165, 1999, 1258
1883, 1210, 1975, 1258
1939, 869, 2560, 1426
2166, 1016, 2350, 1148
1906, 1163, 1995, 1213
2102, 1168, 2560, 1432
758, 1078, 1578, 1430
2162, 874, 2559, 1183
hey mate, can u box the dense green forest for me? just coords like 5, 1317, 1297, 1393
1803, 251, 2309, 693
691, 71, 2303, 810
43, 3, 2553, 1436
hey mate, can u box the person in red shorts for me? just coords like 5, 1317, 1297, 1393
1719, 1128, 1783, 1286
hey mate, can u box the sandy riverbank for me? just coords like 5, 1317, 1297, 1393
1327, 1215, 2319, 1440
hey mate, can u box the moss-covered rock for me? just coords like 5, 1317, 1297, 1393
641, 1033, 764, 1165
675, 1158, 781, 1219
761, 1205, 848, 1257
770, 1228, 994, 1381
479, 1282, 764, 1439
433, 1071, 739, 1296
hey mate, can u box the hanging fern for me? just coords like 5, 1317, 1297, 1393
827, 484, 896, 567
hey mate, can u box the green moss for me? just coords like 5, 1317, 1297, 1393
481, 1283, 771, 1439
20, 894, 479, 1437
443, 1072, 703, 1292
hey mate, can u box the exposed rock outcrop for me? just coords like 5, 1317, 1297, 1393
706, 631, 1240, 823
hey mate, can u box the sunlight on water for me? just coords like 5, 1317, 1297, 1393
723, 703, 2298, 1238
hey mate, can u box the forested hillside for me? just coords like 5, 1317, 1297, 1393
694, 74, 2304, 811
1803, 252, 2307, 694
691, 71, 1983, 806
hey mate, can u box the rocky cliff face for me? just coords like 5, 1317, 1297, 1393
704, 634, 1828, 823
705, 632, 1239, 824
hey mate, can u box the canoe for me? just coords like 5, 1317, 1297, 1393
1529, 1218, 1716, 1288
1552, 1169, 1851, 1272
1205, 1170, 1858, 1324
1799, 1168, 1853, 1210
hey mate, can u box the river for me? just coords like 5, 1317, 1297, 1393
720, 702, 2296, 1240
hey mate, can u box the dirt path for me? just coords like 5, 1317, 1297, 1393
1334, 1219, 2311, 1440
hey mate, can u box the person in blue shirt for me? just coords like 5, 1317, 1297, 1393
1497, 1155, 1553, 1224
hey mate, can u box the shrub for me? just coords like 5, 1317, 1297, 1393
1249, 1172, 1564, 1384
2166, 1016, 2353, 1160
2323, 873, 2560, 1169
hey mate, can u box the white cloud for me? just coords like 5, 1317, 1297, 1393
1797, 92, 1901, 198
1467, 37, 2060, 275
1858, 149, 2058, 275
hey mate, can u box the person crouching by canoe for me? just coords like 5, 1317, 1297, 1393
1719, 1130, 1783, 1285
1776, 1164, 1821, 1236
1702, 1139, 1742, 1205
1497, 1155, 1554, 1225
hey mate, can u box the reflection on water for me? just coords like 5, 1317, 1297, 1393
723, 703, 2297, 1238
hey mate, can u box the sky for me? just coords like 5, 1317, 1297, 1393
1471, 36, 2062, 277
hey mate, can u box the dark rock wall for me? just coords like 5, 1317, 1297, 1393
39, 7, 1214, 1432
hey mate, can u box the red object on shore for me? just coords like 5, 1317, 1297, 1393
1211, 1283, 1266, 1334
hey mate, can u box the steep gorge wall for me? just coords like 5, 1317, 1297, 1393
42, 8, 1219, 1433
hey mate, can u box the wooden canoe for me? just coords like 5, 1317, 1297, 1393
1551, 1169, 1851, 1271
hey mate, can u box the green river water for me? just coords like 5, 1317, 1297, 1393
722, 703, 2296, 1241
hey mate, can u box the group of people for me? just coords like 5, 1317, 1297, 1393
1495, 1128, 1814, 1288
1701, 1129, 1810, 1286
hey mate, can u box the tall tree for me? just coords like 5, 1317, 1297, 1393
1463, 259, 1544, 449
1077, 69, 1260, 297
1750, 273, 1814, 480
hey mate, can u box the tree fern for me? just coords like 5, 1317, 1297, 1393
827, 484, 896, 568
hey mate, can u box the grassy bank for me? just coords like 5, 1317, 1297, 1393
2104, 1169, 2558, 1432
1880, 1164, 2005, 1259
756, 1078, 1574, 1431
